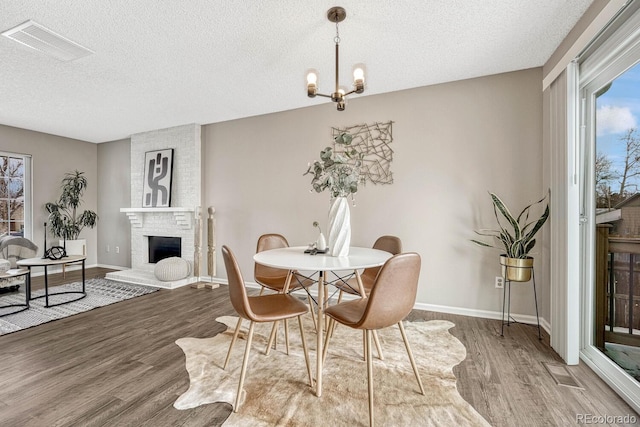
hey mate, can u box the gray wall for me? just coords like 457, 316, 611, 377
203, 67, 546, 320
97, 138, 131, 268
0, 124, 98, 265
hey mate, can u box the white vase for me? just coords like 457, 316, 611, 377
316, 232, 327, 251
328, 197, 350, 257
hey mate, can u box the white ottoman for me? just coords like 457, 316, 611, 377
154, 257, 191, 281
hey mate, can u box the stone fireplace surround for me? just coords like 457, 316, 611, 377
106, 124, 202, 289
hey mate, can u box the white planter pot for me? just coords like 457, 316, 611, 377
60, 239, 86, 256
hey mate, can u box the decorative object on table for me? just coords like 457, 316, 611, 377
44, 170, 98, 256
471, 190, 549, 282
42, 222, 66, 260
305, 6, 365, 111
154, 256, 191, 282
142, 148, 174, 208
304, 132, 362, 257
0, 278, 158, 336
174, 316, 490, 427
312, 221, 327, 251
332, 121, 395, 185
328, 197, 351, 257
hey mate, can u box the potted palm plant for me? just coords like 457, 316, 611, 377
45, 170, 98, 255
471, 191, 549, 282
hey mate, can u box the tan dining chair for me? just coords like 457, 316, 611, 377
333, 235, 402, 360
323, 252, 425, 427
335, 235, 402, 299
221, 245, 313, 412
255, 233, 316, 353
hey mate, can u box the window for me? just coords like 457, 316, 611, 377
0, 152, 31, 239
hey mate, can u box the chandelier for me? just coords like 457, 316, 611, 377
306, 6, 365, 111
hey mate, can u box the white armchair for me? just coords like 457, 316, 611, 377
0, 236, 37, 291
0, 236, 38, 268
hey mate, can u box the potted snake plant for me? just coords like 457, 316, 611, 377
471, 191, 549, 282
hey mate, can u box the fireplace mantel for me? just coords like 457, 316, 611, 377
120, 207, 195, 229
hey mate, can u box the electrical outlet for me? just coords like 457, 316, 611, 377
106, 245, 110, 253
115, 246, 120, 254
495, 276, 504, 289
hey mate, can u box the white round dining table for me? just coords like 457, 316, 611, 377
253, 246, 392, 397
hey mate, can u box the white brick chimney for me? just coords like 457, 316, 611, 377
107, 123, 202, 288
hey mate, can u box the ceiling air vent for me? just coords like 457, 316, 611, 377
1, 20, 93, 61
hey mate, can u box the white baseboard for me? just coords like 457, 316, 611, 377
211, 277, 551, 334
97, 264, 128, 270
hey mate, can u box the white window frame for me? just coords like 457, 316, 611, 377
0, 151, 32, 240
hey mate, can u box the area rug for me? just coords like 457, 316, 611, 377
0, 278, 159, 335
174, 315, 491, 426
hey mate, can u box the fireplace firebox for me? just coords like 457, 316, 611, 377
148, 236, 181, 263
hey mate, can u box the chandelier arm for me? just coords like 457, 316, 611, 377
342, 89, 358, 96
314, 93, 333, 99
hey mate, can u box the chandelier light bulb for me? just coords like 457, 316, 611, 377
307, 72, 318, 85
353, 67, 364, 81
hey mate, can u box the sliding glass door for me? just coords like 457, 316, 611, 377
579, 6, 640, 411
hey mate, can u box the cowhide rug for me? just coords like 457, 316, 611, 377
174, 315, 490, 427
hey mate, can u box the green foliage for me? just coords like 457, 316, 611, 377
304, 132, 363, 198
471, 191, 549, 259
45, 170, 98, 240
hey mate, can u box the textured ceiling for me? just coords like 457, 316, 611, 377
0, 0, 593, 143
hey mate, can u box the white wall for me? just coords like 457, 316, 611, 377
203, 67, 546, 319
97, 138, 131, 268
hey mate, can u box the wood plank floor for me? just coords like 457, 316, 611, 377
0, 268, 637, 426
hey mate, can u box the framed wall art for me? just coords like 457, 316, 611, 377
143, 149, 173, 207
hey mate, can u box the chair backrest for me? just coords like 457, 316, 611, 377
357, 252, 421, 330
222, 245, 254, 321
254, 233, 290, 283
0, 236, 38, 268
361, 235, 403, 283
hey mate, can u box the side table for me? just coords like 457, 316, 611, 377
17, 255, 86, 308
0, 268, 31, 317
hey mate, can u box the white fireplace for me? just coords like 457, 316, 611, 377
106, 124, 202, 289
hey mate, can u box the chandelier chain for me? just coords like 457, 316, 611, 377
334, 21, 340, 44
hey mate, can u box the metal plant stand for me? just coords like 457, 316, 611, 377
501, 262, 541, 340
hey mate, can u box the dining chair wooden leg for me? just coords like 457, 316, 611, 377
265, 321, 279, 355
298, 315, 314, 387
322, 318, 336, 364
372, 330, 384, 360
337, 289, 344, 304
284, 318, 290, 355
259, 287, 265, 296
397, 321, 425, 395
307, 295, 317, 332
224, 317, 243, 370
235, 321, 255, 412
365, 329, 375, 427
